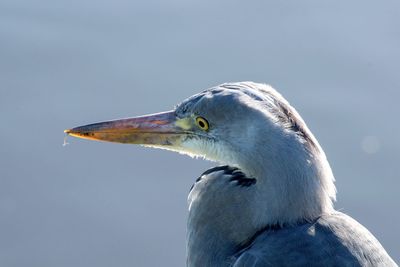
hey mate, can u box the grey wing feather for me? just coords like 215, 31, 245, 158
233, 212, 397, 267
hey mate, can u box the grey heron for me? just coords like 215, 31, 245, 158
65, 82, 397, 266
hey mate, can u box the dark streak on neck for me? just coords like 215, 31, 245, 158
189, 165, 257, 192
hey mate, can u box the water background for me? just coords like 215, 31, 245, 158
1, 1, 399, 266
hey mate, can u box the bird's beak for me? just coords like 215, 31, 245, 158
64, 110, 192, 147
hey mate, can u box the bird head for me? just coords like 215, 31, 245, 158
65, 82, 336, 223
66, 82, 327, 177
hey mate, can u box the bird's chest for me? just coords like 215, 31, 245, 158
186, 175, 257, 266
188, 174, 247, 230
187, 184, 237, 267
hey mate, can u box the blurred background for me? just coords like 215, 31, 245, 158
0, 0, 399, 266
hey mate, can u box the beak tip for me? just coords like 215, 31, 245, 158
64, 129, 72, 134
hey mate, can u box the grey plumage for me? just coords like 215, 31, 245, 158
187, 166, 396, 267
232, 212, 393, 267
181, 82, 396, 266
66, 82, 397, 267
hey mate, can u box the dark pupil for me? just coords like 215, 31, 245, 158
198, 120, 205, 128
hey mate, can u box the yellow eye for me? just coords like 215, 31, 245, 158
195, 116, 209, 131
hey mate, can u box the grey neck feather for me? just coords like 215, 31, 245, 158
183, 82, 337, 266
187, 136, 335, 266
